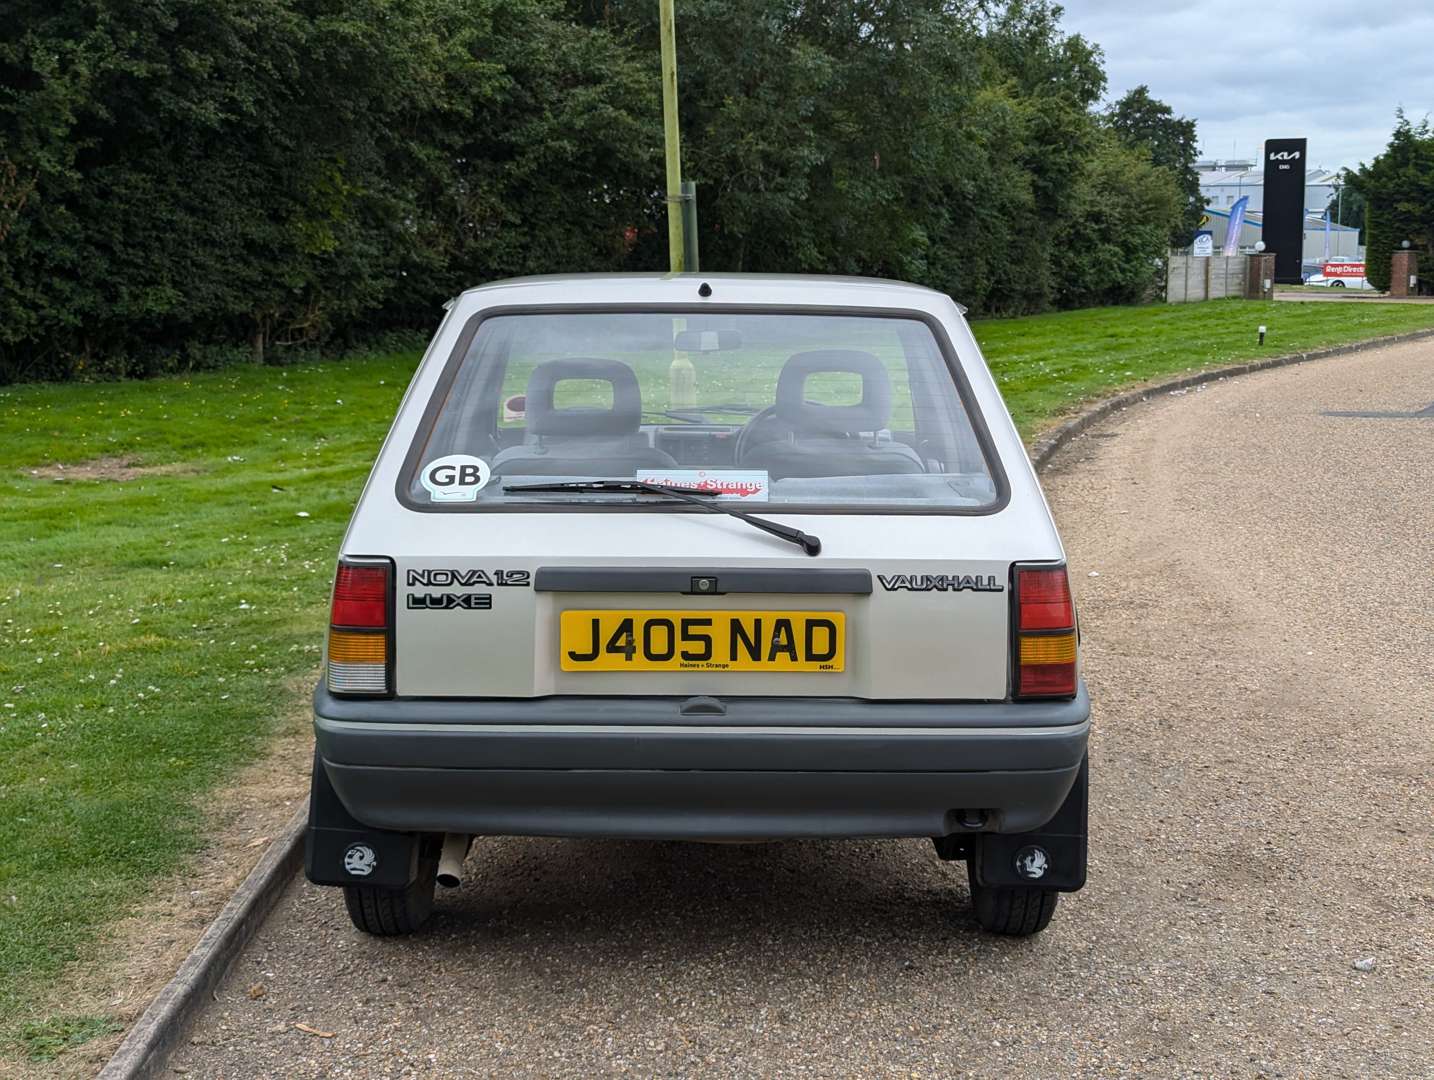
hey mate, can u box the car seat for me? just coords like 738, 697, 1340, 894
491, 357, 677, 477
737, 350, 925, 480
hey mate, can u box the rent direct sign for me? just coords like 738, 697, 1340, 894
1322, 262, 1366, 278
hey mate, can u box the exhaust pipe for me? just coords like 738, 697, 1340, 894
436, 833, 472, 889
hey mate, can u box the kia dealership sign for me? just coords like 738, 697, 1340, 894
1263, 138, 1307, 285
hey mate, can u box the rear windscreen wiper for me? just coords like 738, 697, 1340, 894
644, 403, 761, 424
502, 480, 821, 556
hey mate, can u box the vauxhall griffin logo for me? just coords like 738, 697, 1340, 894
1269, 150, 1301, 161
343, 843, 378, 877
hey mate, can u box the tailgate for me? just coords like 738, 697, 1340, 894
394, 557, 1011, 700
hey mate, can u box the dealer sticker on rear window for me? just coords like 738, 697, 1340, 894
635, 469, 769, 501
420, 454, 491, 502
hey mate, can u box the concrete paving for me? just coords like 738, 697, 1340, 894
169, 338, 1434, 1078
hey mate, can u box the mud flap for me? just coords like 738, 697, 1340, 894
304, 751, 422, 889
972, 756, 1088, 891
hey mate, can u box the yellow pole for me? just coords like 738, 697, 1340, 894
659, 0, 684, 273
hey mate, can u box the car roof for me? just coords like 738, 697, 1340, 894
456, 273, 958, 311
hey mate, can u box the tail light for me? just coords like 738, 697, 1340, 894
327, 558, 393, 696
1013, 563, 1077, 699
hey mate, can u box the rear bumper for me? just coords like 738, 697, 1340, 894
312, 686, 1090, 840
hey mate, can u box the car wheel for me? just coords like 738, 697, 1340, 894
1331, 280, 1345, 288
343, 850, 439, 936
967, 861, 1059, 936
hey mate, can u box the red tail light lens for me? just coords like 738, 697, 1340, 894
327, 559, 392, 697
1017, 566, 1074, 630
331, 564, 388, 628
1014, 563, 1077, 699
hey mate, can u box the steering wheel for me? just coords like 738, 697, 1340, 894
732, 405, 784, 465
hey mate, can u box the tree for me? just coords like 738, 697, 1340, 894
1326, 169, 1365, 239
582, 0, 1108, 314
1051, 128, 1181, 308
1349, 113, 1434, 292
1106, 85, 1201, 247
0, 0, 658, 381
1, 0, 1210, 381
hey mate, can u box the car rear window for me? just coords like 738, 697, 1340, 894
403, 310, 1001, 512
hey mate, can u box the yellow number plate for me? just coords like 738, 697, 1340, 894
559, 610, 845, 672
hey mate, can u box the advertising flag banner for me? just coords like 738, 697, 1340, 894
1223, 196, 1248, 256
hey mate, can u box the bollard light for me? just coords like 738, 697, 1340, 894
1258, 325, 1266, 346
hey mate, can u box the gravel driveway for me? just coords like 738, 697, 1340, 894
169, 339, 1434, 1078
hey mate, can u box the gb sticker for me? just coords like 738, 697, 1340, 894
420, 454, 491, 502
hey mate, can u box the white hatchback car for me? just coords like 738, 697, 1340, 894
305, 274, 1090, 937
1306, 273, 1374, 290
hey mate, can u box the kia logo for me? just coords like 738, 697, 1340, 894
1269, 151, 1301, 161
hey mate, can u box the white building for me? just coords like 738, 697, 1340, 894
1198, 204, 1362, 264
1195, 159, 1344, 218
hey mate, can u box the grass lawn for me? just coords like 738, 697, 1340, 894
0, 351, 419, 1050
975, 298, 1434, 436
2, 297, 1433, 1058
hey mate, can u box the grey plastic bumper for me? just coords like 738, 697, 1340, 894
313, 686, 1090, 840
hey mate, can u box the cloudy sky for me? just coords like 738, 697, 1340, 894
1055, 1, 1434, 172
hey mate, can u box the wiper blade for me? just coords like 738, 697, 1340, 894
504, 480, 719, 497
502, 480, 821, 556
644, 403, 761, 424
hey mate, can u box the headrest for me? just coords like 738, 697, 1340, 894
775, 350, 892, 434
526, 358, 643, 437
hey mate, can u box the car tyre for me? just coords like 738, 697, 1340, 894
1331, 280, 1345, 288
343, 852, 439, 936
967, 861, 1058, 936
